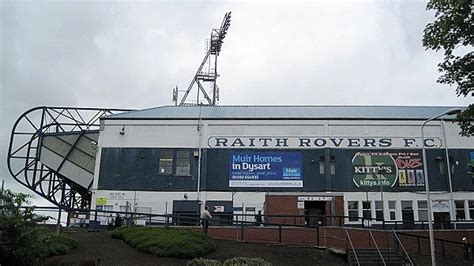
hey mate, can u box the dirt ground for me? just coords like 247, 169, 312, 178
44, 229, 346, 266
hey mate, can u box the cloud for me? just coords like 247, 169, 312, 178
0, 1, 471, 203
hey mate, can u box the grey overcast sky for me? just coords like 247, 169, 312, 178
0, 0, 472, 202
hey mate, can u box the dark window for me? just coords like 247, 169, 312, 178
438, 160, 446, 175
159, 150, 173, 175
330, 155, 336, 175
417, 200, 428, 221
401, 200, 413, 222
362, 201, 371, 220
319, 156, 325, 175
388, 201, 396, 221
455, 200, 465, 220
176, 151, 190, 176
469, 200, 474, 220
375, 201, 383, 220
348, 201, 359, 221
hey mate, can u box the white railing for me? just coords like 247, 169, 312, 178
368, 229, 386, 266
343, 228, 360, 266
392, 229, 414, 266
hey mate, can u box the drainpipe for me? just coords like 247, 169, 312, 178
197, 104, 203, 207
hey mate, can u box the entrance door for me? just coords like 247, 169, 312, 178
304, 201, 326, 226
434, 212, 451, 229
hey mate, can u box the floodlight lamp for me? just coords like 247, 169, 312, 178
444, 108, 462, 116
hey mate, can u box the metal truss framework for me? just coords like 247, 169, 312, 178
174, 12, 232, 106
7, 106, 131, 210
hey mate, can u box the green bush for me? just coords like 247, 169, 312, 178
223, 257, 271, 266
187, 258, 222, 266
112, 227, 216, 258
43, 233, 78, 256
0, 190, 77, 265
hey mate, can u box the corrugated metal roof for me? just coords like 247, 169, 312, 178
104, 105, 465, 120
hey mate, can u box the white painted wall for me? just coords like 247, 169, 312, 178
98, 119, 473, 149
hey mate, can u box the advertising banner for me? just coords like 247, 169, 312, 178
229, 152, 302, 187
352, 151, 424, 188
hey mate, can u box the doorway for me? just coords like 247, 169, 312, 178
304, 201, 326, 226
434, 212, 451, 229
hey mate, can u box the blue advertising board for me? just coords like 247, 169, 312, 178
229, 152, 303, 187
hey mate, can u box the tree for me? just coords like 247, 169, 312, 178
422, 0, 473, 136
0, 190, 49, 265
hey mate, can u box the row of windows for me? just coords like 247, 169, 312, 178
97, 205, 152, 214
347, 199, 474, 222
348, 200, 397, 221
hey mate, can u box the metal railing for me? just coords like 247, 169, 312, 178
344, 228, 360, 266
395, 231, 474, 261
392, 230, 414, 266
368, 229, 386, 265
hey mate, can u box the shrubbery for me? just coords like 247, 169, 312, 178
0, 189, 77, 265
187, 257, 272, 266
223, 257, 271, 266
187, 258, 222, 266
112, 226, 216, 258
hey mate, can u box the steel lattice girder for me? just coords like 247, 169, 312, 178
7, 106, 132, 210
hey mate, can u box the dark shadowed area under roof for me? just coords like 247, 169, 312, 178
104, 105, 465, 120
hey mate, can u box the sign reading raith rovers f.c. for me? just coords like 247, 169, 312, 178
352, 151, 425, 188
352, 152, 398, 187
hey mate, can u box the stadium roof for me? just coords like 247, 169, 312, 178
104, 105, 464, 120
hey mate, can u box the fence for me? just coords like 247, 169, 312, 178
395, 231, 474, 261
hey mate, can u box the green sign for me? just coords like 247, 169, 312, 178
352, 152, 398, 188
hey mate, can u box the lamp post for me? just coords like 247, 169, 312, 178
441, 119, 457, 229
421, 108, 462, 266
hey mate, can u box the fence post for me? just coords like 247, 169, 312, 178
240, 222, 244, 242
317, 226, 320, 246
442, 241, 446, 257
278, 225, 282, 244
417, 237, 421, 254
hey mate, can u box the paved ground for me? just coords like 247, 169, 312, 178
44, 229, 346, 266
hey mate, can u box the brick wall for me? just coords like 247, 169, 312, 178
264, 195, 302, 225
264, 195, 345, 226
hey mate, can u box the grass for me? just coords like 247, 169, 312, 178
111, 226, 216, 258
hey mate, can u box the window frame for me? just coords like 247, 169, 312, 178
362, 200, 372, 220
158, 150, 174, 175
375, 201, 383, 221
455, 200, 465, 221
157, 149, 193, 177
348, 201, 359, 222
468, 200, 474, 220
175, 150, 191, 176
388, 200, 397, 221
417, 200, 428, 222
